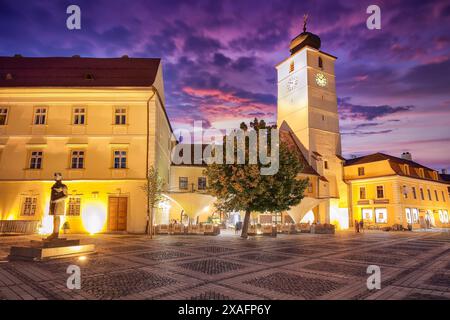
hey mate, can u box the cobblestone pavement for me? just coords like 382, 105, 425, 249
0, 231, 449, 300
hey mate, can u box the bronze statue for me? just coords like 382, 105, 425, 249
46, 173, 68, 240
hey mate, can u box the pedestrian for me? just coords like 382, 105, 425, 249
355, 220, 360, 233
359, 219, 364, 233
235, 221, 239, 234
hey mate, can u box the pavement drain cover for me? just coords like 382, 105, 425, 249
136, 250, 190, 261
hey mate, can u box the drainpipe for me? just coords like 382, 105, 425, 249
146, 88, 157, 238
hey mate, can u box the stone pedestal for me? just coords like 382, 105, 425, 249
8, 238, 96, 261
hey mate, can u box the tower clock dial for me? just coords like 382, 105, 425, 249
315, 72, 327, 87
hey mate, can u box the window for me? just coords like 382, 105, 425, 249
318, 56, 323, 69
405, 208, 412, 224
376, 185, 384, 199
198, 177, 207, 190
358, 167, 365, 176
412, 208, 419, 223
418, 168, 424, 178
442, 190, 446, 202
375, 208, 387, 223
412, 187, 417, 199
272, 212, 282, 224
0, 107, 8, 125
359, 187, 366, 199
403, 164, 410, 175
113, 150, 127, 169
33, 107, 47, 125
362, 208, 373, 221
289, 61, 295, 73
179, 177, 188, 190
324, 161, 328, 170
403, 185, 408, 199
67, 197, 81, 216
29, 151, 43, 169
71, 150, 85, 169
73, 107, 86, 125
434, 190, 439, 201
114, 108, 127, 125
307, 181, 313, 193
420, 188, 424, 200
21, 197, 37, 216
427, 189, 432, 201
439, 210, 448, 223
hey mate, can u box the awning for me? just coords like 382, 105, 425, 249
166, 192, 216, 218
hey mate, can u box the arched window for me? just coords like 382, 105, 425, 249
318, 56, 323, 69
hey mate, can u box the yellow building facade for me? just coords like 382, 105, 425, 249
344, 153, 450, 229
0, 57, 172, 234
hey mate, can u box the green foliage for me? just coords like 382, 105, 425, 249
205, 119, 308, 237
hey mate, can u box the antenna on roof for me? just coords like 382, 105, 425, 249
13, 54, 22, 58
303, 14, 309, 32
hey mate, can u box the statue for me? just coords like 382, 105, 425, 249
46, 173, 68, 241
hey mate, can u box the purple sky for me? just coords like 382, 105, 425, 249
1, 0, 450, 170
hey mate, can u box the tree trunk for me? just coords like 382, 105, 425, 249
149, 206, 154, 239
241, 209, 251, 239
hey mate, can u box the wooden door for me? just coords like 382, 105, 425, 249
108, 197, 128, 231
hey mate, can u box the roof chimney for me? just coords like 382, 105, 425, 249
13, 54, 22, 58
121, 55, 129, 58
401, 152, 412, 161
442, 169, 448, 174
72, 55, 81, 58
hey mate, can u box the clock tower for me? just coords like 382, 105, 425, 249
276, 20, 349, 225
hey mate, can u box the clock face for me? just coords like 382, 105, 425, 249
287, 77, 298, 92
315, 72, 327, 87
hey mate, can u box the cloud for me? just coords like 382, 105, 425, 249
338, 97, 414, 121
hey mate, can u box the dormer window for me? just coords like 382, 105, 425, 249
403, 164, 410, 175
418, 168, 424, 178
358, 167, 365, 176
5, 73, 13, 80
318, 56, 323, 69
84, 73, 95, 80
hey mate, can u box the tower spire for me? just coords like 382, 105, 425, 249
303, 13, 308, 33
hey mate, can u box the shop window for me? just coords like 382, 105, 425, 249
375, 208, 387, 223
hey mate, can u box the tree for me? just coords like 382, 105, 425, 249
141, 166, 165, 237
205, 119, 308, 238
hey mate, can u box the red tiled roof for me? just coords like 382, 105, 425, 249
0, 56, 161, 87
345, 152, 445, 183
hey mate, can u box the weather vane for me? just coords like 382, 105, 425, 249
303, 13, 308, 32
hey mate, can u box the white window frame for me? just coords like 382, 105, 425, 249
412, 208, 419, 223
73, 107, 86, 125
405, 208, 412, 224
375, 208, 387, 224
29, 151, 43, 169
33, 107, 47, 125
21, 196, 37, 216
114, 107, 127, 125
362, 208, 373, 221
70, 150, 85, 169
113, 150, 127, 169
179, 177, 188, 190
67, 197, 81, 216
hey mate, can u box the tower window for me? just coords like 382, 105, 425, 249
420, 188, 424, 200
412, 187, 417, 199
318, 57, 323, 69
289, 61, 295, 73
0, 107, 8, 125
427, 189, 432, 200
324, 161, 328, 170
434, 190, 439, 201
